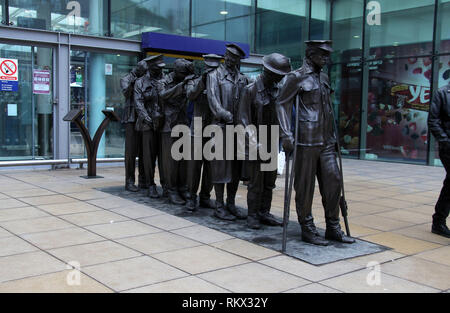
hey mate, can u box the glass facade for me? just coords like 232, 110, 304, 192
0, 0, 449, 167
70, 51, 137, 159
0, 43, 53, 161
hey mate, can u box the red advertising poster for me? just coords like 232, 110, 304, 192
33, 70, 51, 94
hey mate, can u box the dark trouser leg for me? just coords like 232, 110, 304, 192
214, 183, 225, 205
260, 169, 278, 214
146, 129, 160, 187
226, 160, 242, 204
199, 160, 213, 201
142, 130, 155, 187
316, 145, 342, 230
294, 147, 319, 227
124, 123, 138, 185
187, 135, 202, 198
136, 130, 146, 187
434, 148, 450, 224
247, 161, 263, 216
156, 131, 165, 190
161, 132, 177, 193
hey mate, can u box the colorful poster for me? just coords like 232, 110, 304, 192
33, 70, 51, 94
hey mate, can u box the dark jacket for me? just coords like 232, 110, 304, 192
238, 75, 278, 160
134, 72, 163, 132
159, 72, 188, 133
428, 83, 450, 143
276, 58, 335, 146
207, 63, 250, 126
120, 71, 138, 124
186, 75, 213, 132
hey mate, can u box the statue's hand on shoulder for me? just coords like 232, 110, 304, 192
219, 110, 233, 124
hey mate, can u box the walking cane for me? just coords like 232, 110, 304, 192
282, 95, 299, 253
330, 107, 351, 237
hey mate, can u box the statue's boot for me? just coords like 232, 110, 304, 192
247, 214, 261, 229
258, 212, 282, 226
148, 185, 160, 199
125, 179, 139, 192
168, 191, 185, 205
301, 224, 329, 246
185, 194, 197, 212
325, 228, 355, 244
226, 200, 246, 220
214, 201, 236, 221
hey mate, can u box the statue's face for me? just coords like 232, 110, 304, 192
263, 68, 284, 84
149, 64, 163, 77
224, 51, 240, 70
174, 68, 188, 81
309, 49, 330, 69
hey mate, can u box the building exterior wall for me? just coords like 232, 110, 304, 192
0, 0, 449, 166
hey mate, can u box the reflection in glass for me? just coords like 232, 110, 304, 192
111, 0, 189, 40
0, 44, 53, 161
70, 51, 138, 159
365, 57, 431, 163
330, 63, 362, 158
8, 0, 107, 36
367, 0, 434, 58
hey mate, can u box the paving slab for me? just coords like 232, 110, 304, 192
99, 186, 389, 265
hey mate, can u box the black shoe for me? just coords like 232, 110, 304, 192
247, 215, 261, 229
214, 204, 236, 221
258, 212, 282, 226
148, 185, 160, 199
199, 198, 216, 209
162, 188, 169, 198
301, 230, 330, 246
431, 223, 450, 238
325, 228, 356, 244
226, 203, 247, 220
185, 199, 197, 212
168, 193, 186, 205
125, 183, 139, 192
180, 191, 190, 201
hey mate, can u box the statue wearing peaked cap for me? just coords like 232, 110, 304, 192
206, 43, 251, 221
185, 54, 223, 212
276, 40, 355, 245
134, 54, 166, 199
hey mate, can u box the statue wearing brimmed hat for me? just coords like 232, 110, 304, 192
238, 52, 291, 229
184, 54, 223, 212
276, 40, 355, 246
134, 54, 166, 199
206, 42, 250, 221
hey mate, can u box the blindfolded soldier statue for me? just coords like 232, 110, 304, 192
276, 40, 355, 246
238, 53, 291, 229
159, 58, 195, 205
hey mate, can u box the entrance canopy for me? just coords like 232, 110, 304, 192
141, 32, 250, 58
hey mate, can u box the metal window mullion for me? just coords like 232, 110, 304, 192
428, 0, 442, 166
359, 0, 370, 160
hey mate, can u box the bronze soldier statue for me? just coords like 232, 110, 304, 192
159, 58, 195, 205
428, 81, 450, 238
120, 60, 147, 192
276, 40, 355, 245
207, 43, 250, 221
134, 54, 166, 198
185, 54, 223, 212
238, 53, 291, 229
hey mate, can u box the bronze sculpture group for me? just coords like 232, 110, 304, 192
120, 41, 355, 246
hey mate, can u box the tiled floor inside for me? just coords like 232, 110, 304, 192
0, 159, 448, 293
